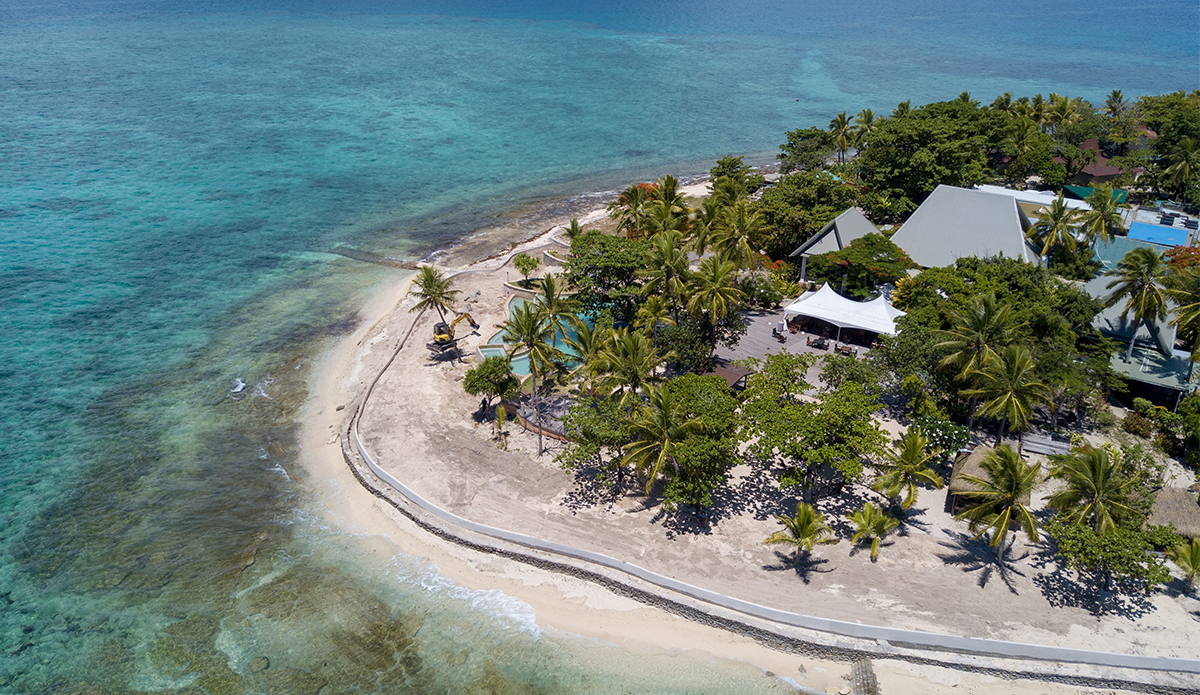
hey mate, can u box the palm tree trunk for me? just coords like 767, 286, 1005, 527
1126, 329, 1137, 362
967, 396, 978, 431
532, 369, 543, 456
995, 414, 1007, 447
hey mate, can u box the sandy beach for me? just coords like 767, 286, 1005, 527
298, 200, 1199, 694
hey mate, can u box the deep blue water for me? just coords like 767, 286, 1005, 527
1, 1, 1195, 692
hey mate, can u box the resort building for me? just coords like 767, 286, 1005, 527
1147, 487, 1200, 539
789, 207, 878, 279
889, 185, 1039, 268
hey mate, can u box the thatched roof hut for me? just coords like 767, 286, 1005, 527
1147, 487, 1200, 538
948, 447, 1032, 507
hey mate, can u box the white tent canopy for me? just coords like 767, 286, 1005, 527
782, 284, 906, 337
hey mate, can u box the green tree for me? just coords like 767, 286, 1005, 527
687, 257, 746, 331
661, 374, 740, 509
853, 109, 883, 147
713, 200, 767, 273
777, 127, 835, 173
764, 503, 839, 568
1164, 136, 1199, 204
710, 155, 766, 196
608, 182, 653, 241
1104, 246, 1168, 362
563, 231, 647, 322
556, 396, 634, 490
1026, 194, 1082, 258
955, 445, 1043, 562
564, 315, 610, 394
803, 233, 916, 299
1047, 447, 1139, 535
1046, 517, 1174, 593
740, 355, 886, 503
633, 295, 676, 334
963, 345, 1049, 447
534, 272, 575, 349
1168, 538, 1200, 593
513, 252, 540, 287
623, 383, 706, 495
872, 429, 944, 511
754, 169, 860, 257
463, 355, 520, 410
934, 292, 1021, 426
500, 301, 561, 455
1165, 266, 1200, 358
407, 265, 459, 322
848, 502, 900, 562
829, 111, 855, 164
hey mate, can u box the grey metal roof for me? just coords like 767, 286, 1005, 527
789, 207, 878, 258
1084, 273, 1176, 355
1109, 345, 1196, 392
890, 185, 1035, 268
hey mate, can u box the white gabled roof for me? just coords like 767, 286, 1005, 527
782, 283, 906, 336
789, 207, 878, 258
891, 185, 1037, 268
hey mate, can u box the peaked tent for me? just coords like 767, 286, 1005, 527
782, 283, 906, 338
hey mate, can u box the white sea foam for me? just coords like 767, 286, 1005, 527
270, 463, 290, 481
253, 375, 275, 400
230, 377, 247, 394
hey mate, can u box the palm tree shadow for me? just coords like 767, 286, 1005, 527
761, 550, 833, 584
894, 507, 931, 536
935, 529, 1024, 594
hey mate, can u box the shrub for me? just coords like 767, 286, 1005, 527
1131, 397, 1156, 419
513, 253, 540, 286
1122, 412, 1155, 439
913, 416, 970, 459
739, 275, 783, 309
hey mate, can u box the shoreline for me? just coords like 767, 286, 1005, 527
298, 200, 1196, 694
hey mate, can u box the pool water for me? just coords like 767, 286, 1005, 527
484, 297, 586, 376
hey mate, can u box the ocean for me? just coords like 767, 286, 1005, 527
0, 1, 1195, 692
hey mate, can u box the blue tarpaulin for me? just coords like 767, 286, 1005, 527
1127, 221, 1188, 247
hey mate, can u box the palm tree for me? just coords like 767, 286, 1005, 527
957, 91, 974, 105
1046, 94, 1081, 133
608, 183, 652, 241
638, 229, 692, 321
713, 200, 766, 273
644, 198, 691, 238
687, 257, 745, 331
1079, 184, 1127, 247
407, 265, 459, 322
564, 315, 609, 395
872, 429, 944, 512
829, 111, 854, 164
892, 100, 911, 118
853, 109, 882, 148
1029, 94, 1049, 132
564, 217, 584, 240
1027, 194, 1082, 258
1168, 538, 1200, 593
634, 295, 676, 334
963, 345, 1049, 447
1047, 447, 1138, 535
596, 327, 665, 406
689, 196, 723, 256
935, 292, 1021, 379
1105, 246, 1168, 362
534, 273, 575, 349
990, 92, 1015, 114
1165, 137, 1198, 205
1004, 117, 1042, 159
1103, 89, 1128, 119
500, 301, 561, 455
1166, 267, 1200, 358
623, 383, 705, 495
764, 503, 839, 568
955, 445, 1043, 563
848, 502, 900, 562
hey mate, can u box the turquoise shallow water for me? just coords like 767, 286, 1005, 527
1, 1, 1196, 692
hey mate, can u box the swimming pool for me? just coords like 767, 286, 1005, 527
480, 297, 587, 376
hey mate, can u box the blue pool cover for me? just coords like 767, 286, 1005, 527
1127, 221, 1188, 247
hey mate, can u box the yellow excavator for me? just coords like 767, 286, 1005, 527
426, 312, 479, 358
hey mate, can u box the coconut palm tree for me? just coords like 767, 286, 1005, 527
764, 503, 839, 568
1027, 194, 1082, 258
643, 198, 691, 238
1029, 94, 1049, 132
872, 429, 944, 512
935, 292, 1021, 380
829, 111, 854, 164
564, 316, 609, 396
564, 217, 584, 240
608, 183, 652, 241
687, 257, 746, 331
1103, 89, 1128, 119
957, 91, 974, 105
634, 295, 676, 334
1004, 117, 1042, 159
1168, 538, 1200, 593
990, 92, 1015, 114
407, 265, 459, 322
596, 327, 666, 407
1046, 94, 1081, 133
853, 109, 882, 147
623, 383, 705, 495
639, 229, 692, 321
653, 174, 689, 212
1047, 447, 1138, 535
963, 345, 1049, 447
955, 444, 1043, 563
1079, 184, 1127, 247
848, 502, 900, 562
1165, 136, 1199, 205
892, 100, 912, 118
712, 200, 766, 274
689, 196, 723, 256
1166, 267, 1200, 358
534, 273, 575, 349
500, 301, 561, 455
1105, 246, 1168, 362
